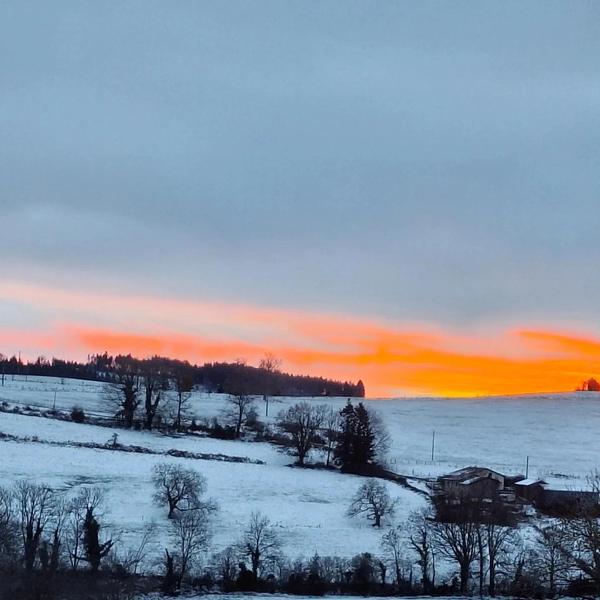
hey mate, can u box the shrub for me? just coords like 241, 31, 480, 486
71, 406, 86, 423
209, 418, 237, 440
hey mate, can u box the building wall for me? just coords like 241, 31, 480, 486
539, 489, 599, 512
514, 483, 545, 504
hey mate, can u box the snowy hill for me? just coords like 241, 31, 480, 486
0, 374, 598, 568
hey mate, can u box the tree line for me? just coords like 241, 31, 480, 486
0, 352, 365, 398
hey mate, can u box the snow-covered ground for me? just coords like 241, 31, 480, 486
0, 378, 425, 563
2, 374, 597, 485
0, 374, 598, 569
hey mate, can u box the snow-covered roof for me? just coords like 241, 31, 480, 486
543, 484, 598, 494
514, 478, 546, 486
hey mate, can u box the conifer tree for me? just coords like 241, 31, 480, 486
334, 400, 357, 469
335, 400, 376, 472
354, 402, 375, 467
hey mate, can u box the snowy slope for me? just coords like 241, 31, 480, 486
0, 374, 598, 569
2, 374, 598, 486
0, 407, 425, 564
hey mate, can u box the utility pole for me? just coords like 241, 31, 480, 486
526, 455, 530, 479
431, 430, 436, 462
53, 390, 57, 411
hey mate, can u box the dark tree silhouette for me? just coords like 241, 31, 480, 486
334, 400, 376, 472
172, 368, 194, 431
276, 402, 327, 465
347, 480, 396, 527
82, 506, 113, 574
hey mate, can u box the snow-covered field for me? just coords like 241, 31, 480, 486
0, 375, 598, 568
2, 374, 597, 484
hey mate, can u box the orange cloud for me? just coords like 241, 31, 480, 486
0, 279, 599, 397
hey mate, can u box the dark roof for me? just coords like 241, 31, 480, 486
441, 466, 504, 482
460, 476, 501, 486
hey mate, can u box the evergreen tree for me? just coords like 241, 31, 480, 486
334, 400, 357, 469
334, 401, 376, 472
82, 507, 113, 574
353, 402, 375, 467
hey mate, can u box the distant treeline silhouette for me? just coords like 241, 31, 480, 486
0, 352, 365, 398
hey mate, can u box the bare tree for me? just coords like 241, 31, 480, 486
554, 513, 600, 593
381, 526, 411, 587
222, 393, 256, 438
276, 402, 327, 465
546, 469, 600, 593
259, 352, 282, 373
323, 407, 341, 466
44, 492, 69, 573
472, 521, 486, 597
406, 507, 436, 592
111, 522, 156, 576
142, 366, 167, 430
171, 370, 194, 431
65, 487, 105, 572
169, 510, 213, 589
105, 370, 141, 428
152, 463, 215, 519
432, 517, 479, 594
347, 479, 396, 528
587, 468, 600, 493
14, 481, 55, 571
534, 524, 571, 597
0, 486, 17, 569
239, 511, 281, 581
368, 408, 391, 465
0, 485, 12, 534
259, 352, 282, 416
211, 546, 238, 587
484, 522, 515, 596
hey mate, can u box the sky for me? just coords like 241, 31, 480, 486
1, 1, 599, 397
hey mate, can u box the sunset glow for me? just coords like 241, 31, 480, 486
1, 280, 597, 397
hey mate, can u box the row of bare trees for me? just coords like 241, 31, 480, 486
0, 482, 115, 576
378, 502, 600, 597
104, 365, 195, 430
3, 472, 600, 597
171, 501, 600, 598
105, 366, 263, 435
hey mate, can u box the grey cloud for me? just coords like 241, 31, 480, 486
1, 1, 599, 325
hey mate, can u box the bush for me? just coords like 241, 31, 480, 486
209, 418, 237, 440
71, 406, 86, 423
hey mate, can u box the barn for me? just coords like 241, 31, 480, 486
438, 466, 505, 501
514, 478, 546, 503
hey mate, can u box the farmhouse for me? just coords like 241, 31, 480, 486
437, 466, 505, 501
435, 467, 600, 517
